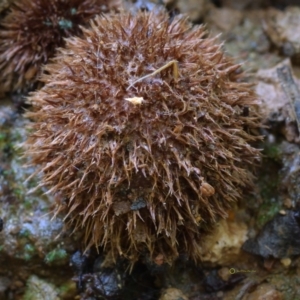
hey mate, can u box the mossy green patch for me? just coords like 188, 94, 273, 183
256, 197, 281, 228
263, 143, 282, 162
255, 141, 283, 228
45, 248, 68, 265
19, 228, 31, 238
23, 243, 36, 261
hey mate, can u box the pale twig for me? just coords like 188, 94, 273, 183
127, 60, 179, 90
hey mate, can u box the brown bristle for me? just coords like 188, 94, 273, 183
0, 0, 120, 93
24, 11, 262, 265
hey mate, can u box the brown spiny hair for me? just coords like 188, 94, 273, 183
0, 0, 120, 93
25, 11, 261, 265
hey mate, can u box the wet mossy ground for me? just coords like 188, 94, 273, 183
255, 143, 283, 228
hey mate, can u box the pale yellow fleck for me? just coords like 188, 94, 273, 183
280, 257, 291, 267
125, 97, 144, 105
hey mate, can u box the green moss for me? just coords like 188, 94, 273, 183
256, 198, 281, 228
11, 130, 22, 141
263, 143, 282, 162
0, 131, 10, 152
0, 127, 22, 159
1, 169, 12, 176
45, 248, 68, 265
58, 281, 77, 299
19, 228, 31, 238
255, 144, 282, 228
23, 244, 36, 261
0, 132, 6, 141
23, 199, 33, 210
13, 187, 24, 199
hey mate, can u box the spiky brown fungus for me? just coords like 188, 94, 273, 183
0, 0, 120, 93
25, 11, 261, 265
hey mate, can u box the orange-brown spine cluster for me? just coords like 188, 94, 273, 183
25, 11, 261, 265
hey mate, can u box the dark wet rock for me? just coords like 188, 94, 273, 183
70, 251, 91, 275
243, 210, 300, 258
130, 197, 147, 210
131, 0, 159, 11
203, 269, 245, 293
92, 259, 124, 298
0, 218, 3, 232
280, 142, 300, 203
0, 106, 16, 127
0, 276, 11, 293
124, 262, 160, 300
70, 251, 94, 291
125, 0, 165, 14
73, 254, 125, 299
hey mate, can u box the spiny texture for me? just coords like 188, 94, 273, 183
0, 0, 13, 15
25, 12, 261, 265
0, 0, 120, 93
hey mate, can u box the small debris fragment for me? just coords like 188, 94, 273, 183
125, 97, 144, 105
154, 253, 164, 266
263, 258, 276, 270
218, 267, 231, 281
127, 60, 179, 90
283, 198, 293, 209
280, 257, 291, 267
200, 182, 215, 197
